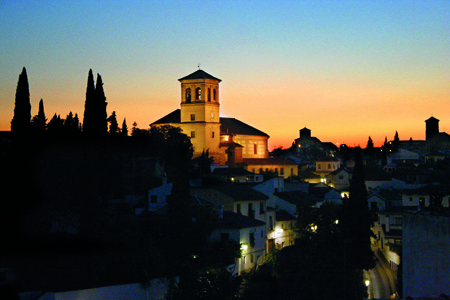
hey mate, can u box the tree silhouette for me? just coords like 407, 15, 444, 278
94, 73, 108, 137
340, 147, 375, 271
131, 122, 138, 136
121, 118, 128, 137
47, 114, 64, 137
31, 99, 47, 133
11, 67, 31, 136
82, 70, 108, 138
107, 111, 118, 134
82, 69, 96, 136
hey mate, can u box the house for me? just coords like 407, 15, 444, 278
368, 188, 404, 210
424, 151, 446, 163
211, 167, 264, 183
386, 148, 420, 165
210, 210, 266, 275
244, 157, 299, 178
294, 127, 338, 156
308, 182, 342, 205
326, 167, 351, 191
266, 210, 296, 250
402, 185, 450, 209
372, 206, 407, 271
314, 157, 340, 176
273, 190, 322, 216
367, 192, 386, 211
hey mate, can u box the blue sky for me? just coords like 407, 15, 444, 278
1, 0, 449, 148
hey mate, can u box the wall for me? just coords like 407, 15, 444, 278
234, 135, 269, 159
403, 212, 450, 297
40, 277, 177, 300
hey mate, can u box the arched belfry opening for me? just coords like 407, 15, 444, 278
195, 87, 201, 100
185, 88, 191, 103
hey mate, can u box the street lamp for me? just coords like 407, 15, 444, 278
365, 279, 370, 287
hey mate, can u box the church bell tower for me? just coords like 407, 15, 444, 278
178, 69, 222, 161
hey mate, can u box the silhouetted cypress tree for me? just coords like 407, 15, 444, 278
11, 67, 31, 136
107, 111, 118, 134
94, 73, 108, 137
83, 69, 95, 136
35, 99, 47, 132
121, 118, 128, 136
73, 113, 80, 133
340, 147, 375, 270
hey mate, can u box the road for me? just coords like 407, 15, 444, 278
364, 251, 397, 299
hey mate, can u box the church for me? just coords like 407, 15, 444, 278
150, 69, 298, 177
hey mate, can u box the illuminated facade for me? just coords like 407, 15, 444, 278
151, 69, 270, 165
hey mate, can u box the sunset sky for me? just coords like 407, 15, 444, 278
1, 1, 449, 150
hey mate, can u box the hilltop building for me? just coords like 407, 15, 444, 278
396, 116, 450, 154
294, 127, 338, 156
151, 69, 298, 177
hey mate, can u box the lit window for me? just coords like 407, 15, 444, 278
191, 114, 195, 121
195, 87, 201, 100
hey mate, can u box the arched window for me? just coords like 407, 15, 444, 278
185, 88, 191, 103
195, 87, 201, 100
208, 88, 211, 101
213, 89, 216, 100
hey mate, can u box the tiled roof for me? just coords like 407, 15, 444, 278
150, 109, 180, 125
150, 112, 269, 140
276, 210, 296, 221
330, 167, 351, 175
243, 157, 298, 166
213, 184, 269, 201
316, 156, 339, 162
275, 190, 322, 206
178, 69, 221, 82
425, 116, 439, 122
309, 184, 334, 196
217, 211, 266, 229
213, 167, 256, 176
220, 117, 269, 137
379, 206, 416, 214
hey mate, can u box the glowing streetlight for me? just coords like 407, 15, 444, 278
365, 279, 370, 287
